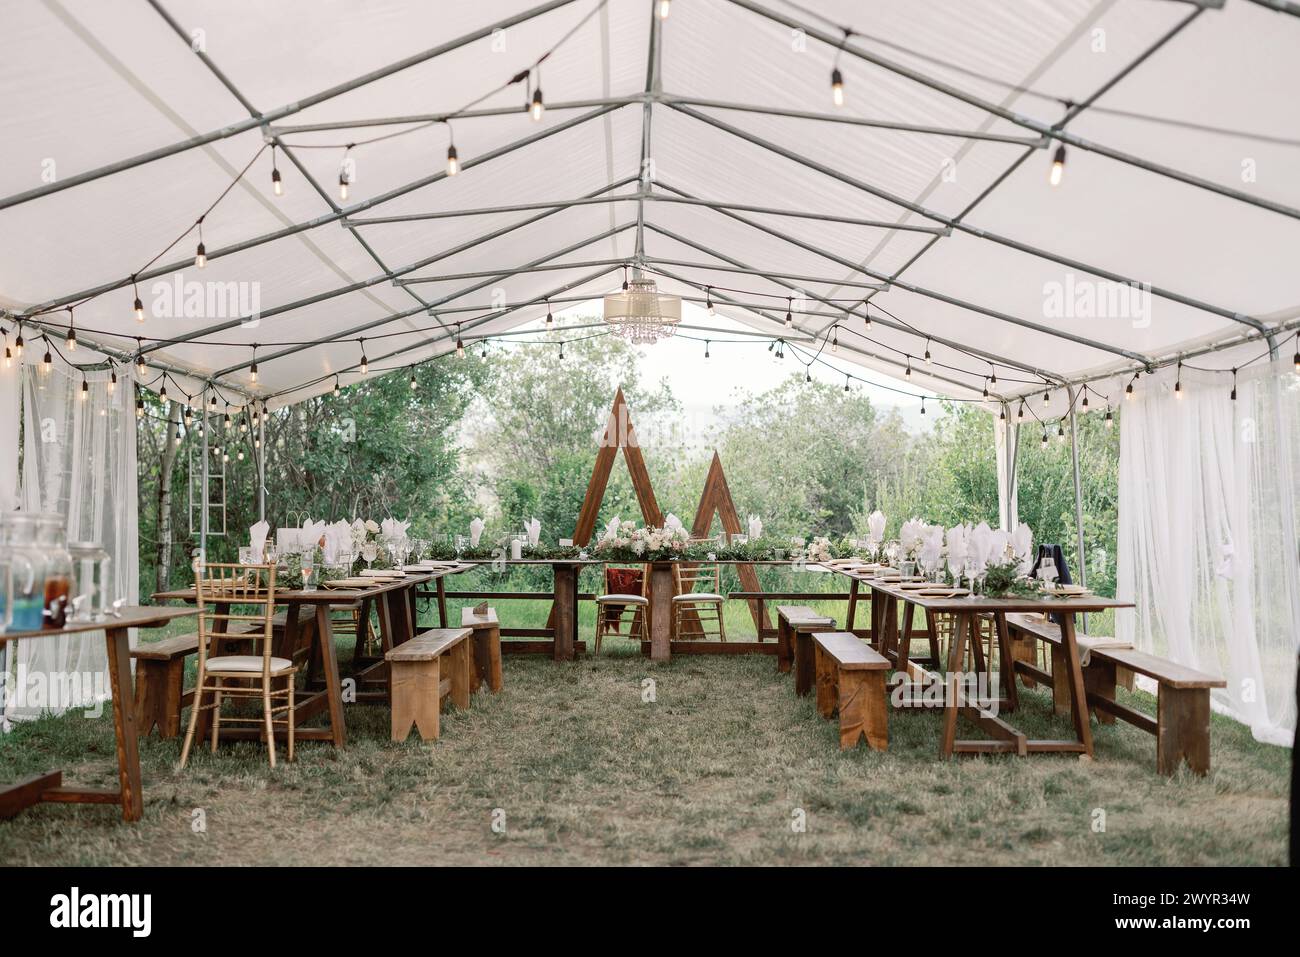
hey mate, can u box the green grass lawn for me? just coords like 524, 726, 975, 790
0, 603, 1290, 865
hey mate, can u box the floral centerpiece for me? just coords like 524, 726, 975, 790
594, 521, 692, 561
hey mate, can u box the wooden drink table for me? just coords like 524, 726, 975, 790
0, 606, 197, 823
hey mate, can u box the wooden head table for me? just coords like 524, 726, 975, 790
0, 606, 196, 823
855, 576, 1133, 758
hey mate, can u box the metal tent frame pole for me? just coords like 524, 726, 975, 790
1067, 386, 1089, 634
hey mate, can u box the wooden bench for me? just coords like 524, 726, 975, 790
812, 632, 890, 750
1004, 613, 1226, 775
130, 613, 290, 738
460, 607, 503, 693
776, 604, 836, 695
385, 628, 473, 742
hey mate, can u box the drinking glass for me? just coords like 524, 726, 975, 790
965, 561, 981, 599
238, 546, 254, 566
362, 542, 378, 571
454, 535, 467, 558
884, 540, 900, 567
263, 542, 278, 567
301, 551, 317, 592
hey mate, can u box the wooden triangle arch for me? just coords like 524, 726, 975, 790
572, 387, 664, 543
691, 451, 771, 635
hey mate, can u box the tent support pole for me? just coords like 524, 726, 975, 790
1068, 386, 1089, 634
200, 387, 210, 565
257, 412, 266, 524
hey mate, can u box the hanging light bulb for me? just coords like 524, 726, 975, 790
863, 314, 871, 331
1174, 362, 1183, 399
271, 145, 283, 196
989, 368, 997, 386
924, 339, 932, 364
409, 369, 418, 390
785, 299, 793, 329
1082, 392, 1089, 410
530, 82, 544, 122
13, 327, 23, 358
704, 340, 711, 359
136, 352, 147, 378
109, 369, 118, 393
831, 68, 844, 108
1230, 369, 1237, 402
657, 0, 671, 20
182, 404, 191, 424
358, 339, 368, 375
1105, 409, 1114, 429
136, 394, 144, 419
920, 397, 927, 416
480, 339, 488, 360
237, 449, 244, 462
1057, 421, 1067, 443
133, 276, 145, 322
1043, 389, 1051, 406
545, 301, 554, 331
41, 339, 52, 373
65, 310, 76, 351
249, 345, 258, 384
5, 340, 14, 368
999, 406, 1006, 422
223, 406, 231, 430
333, 376, 341, 398
455, 326, 465, 359
446, 143, 459, 177
558, 340, 565, 361
1125, 379, 1135, 401
1294, 340, 1300, 374
338, 147, 353, 201
831, 325, 839, 353
706, 288, 714, 316
805, 368, 812, 384
1040, 428, 1049, 449
159, 380, 168, 402
209, 392, 217, 410
904, 357, 912, 379
175, 427, 184, 447
1049, 144, 1066, 186
80, 376, 89, 401
1018, 401, 1025, 421
195, 219, 207, 268
844, 375, 850, 393
982, 379, 989, 399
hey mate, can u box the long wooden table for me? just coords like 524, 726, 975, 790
151, 567, 473, 747
838, 571, 1133, 758
0, 606, 197, 822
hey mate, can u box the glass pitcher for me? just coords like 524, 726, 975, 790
36, 513, 74, 629
5, 513, 45, 632
69, 541, 112, 621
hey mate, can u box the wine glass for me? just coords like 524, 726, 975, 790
884, 540, 900, 567
454, 535, 467, 558
1038, 557, 1059, 588
361, 541, 378, 571
965, 560, 981, 599
301, 549, 317, 592
263, 542, 279, 568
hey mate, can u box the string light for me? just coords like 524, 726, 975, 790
1017, 401, 1025, 421
1040, 428, 1049, 449
558, 340, 565, 361
209, 392, 218, 410
999, 406, 1006, 421
831, 325, 839, 354
333, 376, 341, 398
271, 145, 283, 196
133, 275, 145, 322
1043, 389, 1051, 406
455, 325, 465, 359
41, 338, 52, 373
924, 339, 932, 364
481, 339, 488, 360
80, 375, 89, 401
223, 404, 232, 430
13, 326, 23, 358
1125, 378, 1135, 400
920, 397, 926, 416
1174, 360, 1183, 399
1081, 391, 1089, 410
657, 0, 671, 20
1294, 337, 1300, 373
65, 309, 76, 351
982, 379, 989, 399
863, 313, 871, 331
1104, 408, 1114, 429
195, 218, 207, 268
136, 352, 147, 378
1049, 144, 1066, 186
545, 301, 554, 331
904, 357, 912, 379
249, 344, 258, 384
359, 338, 368, 375
1230, 368, 1237, 402
704, 340, 710, 359
706, 288, 714, 316
4, 336, 14, 368
805, 367, 812, 384
159, 379, 168, 402
446, 127, 459, 177
409, 368, 418, 390
339, 146, 353, 201
136, 392, 144, 420
530, 74, 544, 122
844, 375, 850, 393
831, 67, 844, 107
1057, 420, 1067, 444
785, 298, 793, 329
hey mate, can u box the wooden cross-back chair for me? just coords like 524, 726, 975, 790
594, 564, 649, 654
672, 561, 727, 642
180, 562, 297, 769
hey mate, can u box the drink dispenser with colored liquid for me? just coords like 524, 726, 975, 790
36, 514, 74, 629
5, 514, 46, 632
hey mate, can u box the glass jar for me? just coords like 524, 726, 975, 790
36, 514, 74, 629
5, 514, 46, 632
69, 541, 112, 622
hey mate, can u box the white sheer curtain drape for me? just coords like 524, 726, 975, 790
0, 358, 20, 729
4, 356, 138, 721
1117, 358, 1299, 746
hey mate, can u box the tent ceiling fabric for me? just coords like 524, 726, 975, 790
1, 0, 1296, 410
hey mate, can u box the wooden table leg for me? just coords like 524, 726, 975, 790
994, 612, 1019, 713
104, 626, 144, 822
553, 564, 578, 661
313, 605, 348, 748
1058, 614, 1094, 757
940, 612, 970, 758
846, 578, 859, 631
648, 562, 673, 663
352, 596, 373, 666
897, 602, 915, 676
436, 576, 448, 628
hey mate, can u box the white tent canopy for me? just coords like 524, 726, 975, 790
2, 0, 1298, 412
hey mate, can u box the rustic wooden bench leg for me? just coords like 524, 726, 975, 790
776, 617, 793, 673
814, 644, 836, 718
485, 624, 502, 692
794, 630, 816, 697
1049, 643, 1073, 716
1083, 658, 1117, 725
1157, 685, 1211, 776
390, 659, 440, 742
839, 670, 888, 751
449, 643, 472, 710
133, 659, 165, 738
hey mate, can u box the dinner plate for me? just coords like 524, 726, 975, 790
322, 578, 375, 588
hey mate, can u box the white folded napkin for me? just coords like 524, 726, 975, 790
322, 520, 353, 564
300, 519, 327, 552
526, 517, 541, 547
918, 527, 943, 568
989, 528, 1010, 564
1012, 522, 1034, 575
664, 513, 684, 532
747, 514, 763, 539
469, 517, 484, 548
604, 515, 621, 541
868, 510, 886, 545
249, 520, 269, 562
1076, 634, 1134, 667
946, 524, 967, 577
380, 518, 411, 539
967, 522, 992, 574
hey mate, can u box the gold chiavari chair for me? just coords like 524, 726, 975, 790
672, 561, 727, 642
180, 562, 297, 769
594, 564, 649, 654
